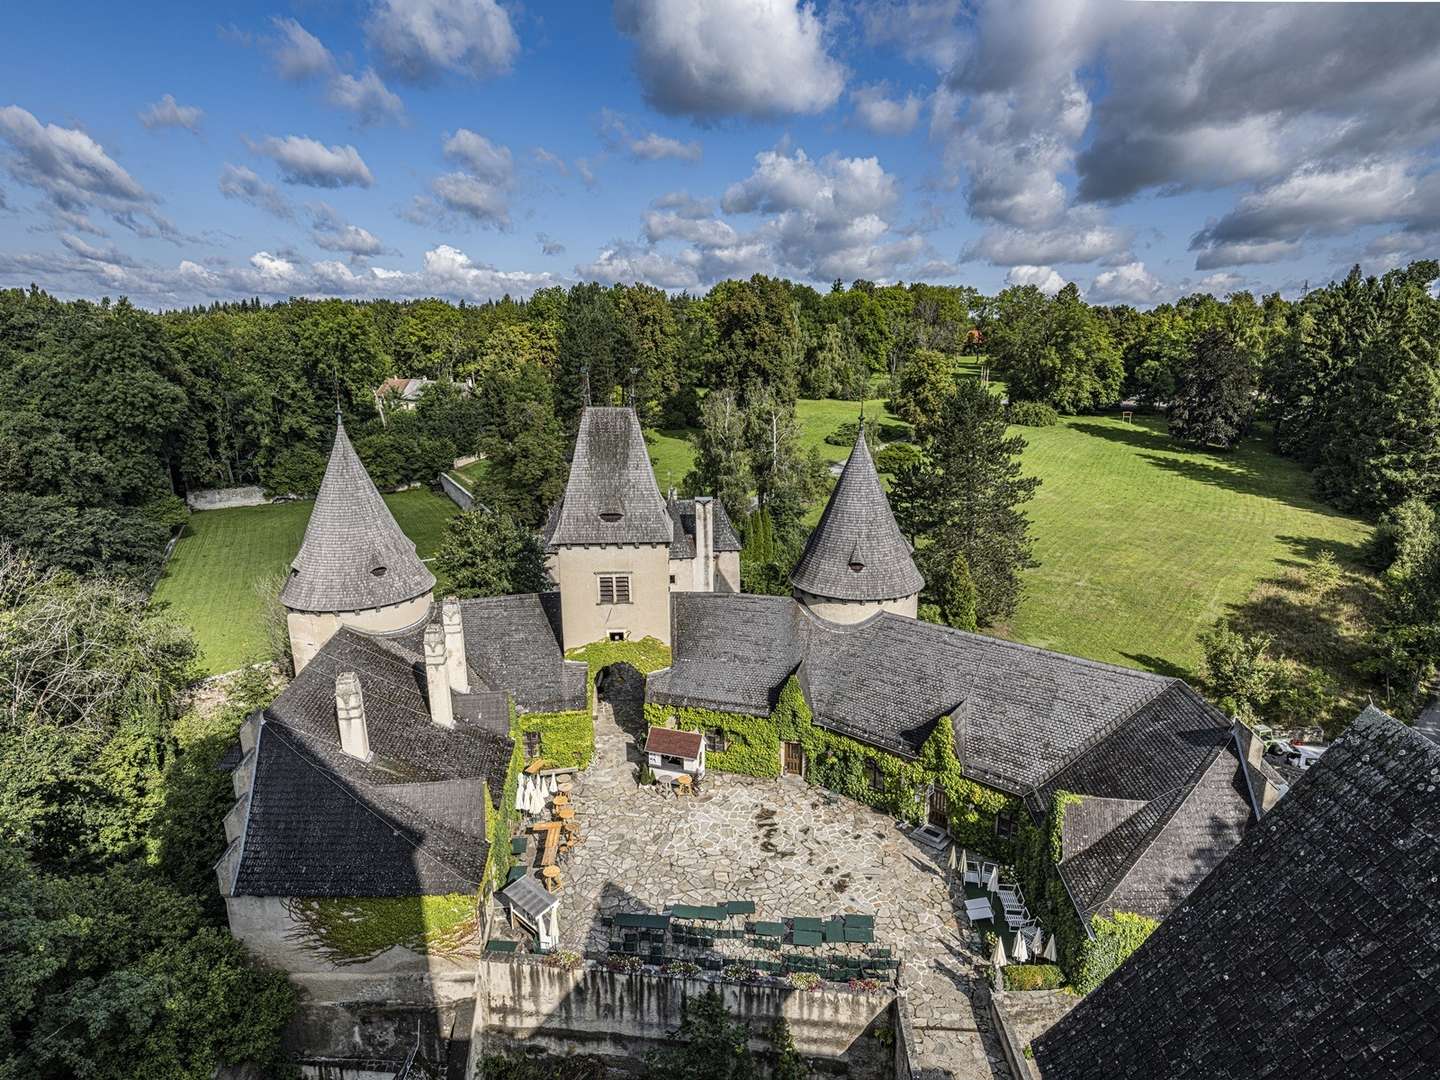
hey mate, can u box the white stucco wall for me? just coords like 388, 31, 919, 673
286, 592, 434, 672
716, 551, 741, 593
553, 544, 670, 650
793, 589, 919, 625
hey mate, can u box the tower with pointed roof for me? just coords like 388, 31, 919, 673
790, 424, 924, 624
281, 416, 436, 671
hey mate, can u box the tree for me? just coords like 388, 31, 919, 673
613, 283, 680, 422
768, 1018, 809, 1080
433, 510, 551, 598
707, 275, 804, 405
891, 348, 961, 437
910, 380, 1040, 625
1168, 327, 1256, 450
918, 546, 978, 632
1199, 619, 1280, 724
644, 988, 754, 1080
743, 387, 826, 540
1365, 498, 1440, 703
685, 390, 752, 522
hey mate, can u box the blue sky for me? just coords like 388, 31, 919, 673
3, 0, 1439, 309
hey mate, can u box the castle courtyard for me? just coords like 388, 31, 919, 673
546, 668, 1011, 1080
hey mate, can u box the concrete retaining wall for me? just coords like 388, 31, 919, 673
440, 473, 473, 511
892, 993, 918, 1080
187, 485, 270, 511
473, 958, 893, 1074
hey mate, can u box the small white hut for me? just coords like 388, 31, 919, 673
645, 726, 706, 782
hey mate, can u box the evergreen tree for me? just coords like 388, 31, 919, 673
433, 509, 551, 598
685, 389, 752, 521
918, 546, 979, 632
915, 379, 1040, 624
768, 1017, 810, 1080
891, 348, 961, 437
1168, 327, 1256, 450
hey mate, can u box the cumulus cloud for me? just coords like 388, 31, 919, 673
0, 104, 147, 210
532, 147, 568, 175
139, 94, 203, 134
218, 163, 294, 219
271, 17, 334, 81
1004, 265, 1066, 295
251, 135, 374, 188
366, 0, 518, 82
614, 0, 845, 120
537, 232, 565, 256
577, 242, 702, 290
328, 70, 406, 126
412, 129, 516, 227
1088, 261, 1164, 306
60, 233, 138, 267
443, 128, 512, 181
629, 132, 702, 163
310, 204, 388, 257
963, 217, 1130, 267
850, 84, 921, 136
269, 18, 405, 125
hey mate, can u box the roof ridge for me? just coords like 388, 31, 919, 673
261, 722, 481, 889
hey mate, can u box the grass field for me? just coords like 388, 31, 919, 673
154, 489, 457, 674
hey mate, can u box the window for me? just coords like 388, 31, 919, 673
669, 574, 676, 585
608, 631, 626, 642
598, 574, 631, 605
524, 731, 542, 759
994, 809, 1015, 840
705, 728, 728, 754
866, 758, 885, 792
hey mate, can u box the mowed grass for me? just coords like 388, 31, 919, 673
998, 414, 1370, 677
153, 489, 457, 674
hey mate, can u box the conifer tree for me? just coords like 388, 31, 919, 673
1168, 327, 1256, 450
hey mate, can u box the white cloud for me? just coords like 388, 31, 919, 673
310, 204, 387, 257
1004, 264, 1066, 295
366, 0, 519, 82
963, 218, 1130, 267
1088, 261, 1164, 306
532, 147, 568, 175
643, 209, 738, 248
269, 18, 405, 125
139, 94, 203, 134
614, 0, 845, 120
328, 70, 406, 126
722, 147, 897, 221
60, 233, 137, 266
431, 172, 510, 226
418, 129, 517, 226
577, 242, 702, 290
537, 232, 565, 255
251, 135, 374, 188
442, 128, 512, 181
1191, 239, 1303, 271
0, 104, 148, 209
218, 163, 294, 219
850, 84, 921, 136
628, 132, 703, 163
271, 17, 334, 81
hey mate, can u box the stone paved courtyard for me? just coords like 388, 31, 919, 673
547, 668, 1011, 1080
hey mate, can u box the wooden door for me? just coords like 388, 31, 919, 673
782, 741, 805, 777
928, 786, 949, 829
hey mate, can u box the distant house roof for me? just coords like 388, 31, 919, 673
230, 627, 513, 897
547, 407, 673, 548
651, 592, 1185, 791
377, 377, 430, 402
1033, 705, 1440, 1080
789, 428, 923, 602
280, 417, 435, 613
646, 726, 704, 759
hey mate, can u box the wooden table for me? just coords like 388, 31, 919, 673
556, 807, 575, 821
531, 821, 563, 866
673, 774, 693, 796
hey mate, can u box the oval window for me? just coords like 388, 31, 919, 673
370, 566, 388, 577
599, 511, 623, 523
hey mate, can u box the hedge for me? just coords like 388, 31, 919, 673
1001, 963, 1067, 991
647, 676, 1019, 861
1007, 401, 1060, 427
287, 893, 479, 964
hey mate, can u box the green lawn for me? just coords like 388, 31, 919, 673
154, 489, 457, 675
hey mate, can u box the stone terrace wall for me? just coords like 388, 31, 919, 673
186, 485, 270, 511
473, 958, 894, 1075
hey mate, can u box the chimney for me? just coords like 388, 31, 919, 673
442, 598, 470, 694
1234, 722, 1280, 816
693, 496, 715, 592
425, 622, 455, 729
335, 671, 372, 761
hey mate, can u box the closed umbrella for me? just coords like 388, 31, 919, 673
990, 934, 1008, 969
514, 775, 530, 813
528, 777, 545, 815
1042, 933, 1058, 962
986, 865, 1000, 893
1011, 928, 1030, 963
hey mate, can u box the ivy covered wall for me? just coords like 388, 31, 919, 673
286, 893, 480, 965
647, 676, 1020, 862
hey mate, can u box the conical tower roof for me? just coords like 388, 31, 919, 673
280, 416, 435, 613
547, 406, 673, 547
790, 425, 924, 602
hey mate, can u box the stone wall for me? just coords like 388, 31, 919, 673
187, 485, 270, 511
440, 473, 474, 511
472, 958, 894, 1075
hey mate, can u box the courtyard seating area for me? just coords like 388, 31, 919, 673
959, 853, 1056, 965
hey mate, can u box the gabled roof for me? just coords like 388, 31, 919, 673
646, 726, 704, 758
547, 407, 672, 547
665, 496, 743, 559
1033, 706, 1440, 1080
280, 416, 435, 613
230, 626, 513, 897
789, 428, 923, 602
450, 592, 587, 713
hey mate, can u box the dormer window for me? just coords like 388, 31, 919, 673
370, 566, 387, 577
599, 511, 623, 523
848, 559, 865, 572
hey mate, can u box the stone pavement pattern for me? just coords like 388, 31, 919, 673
550, 669, 1011, 1080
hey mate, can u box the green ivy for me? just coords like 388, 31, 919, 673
647, 676, 1019, 861
516, 710, 594, 769
1001, 963, 1067, 991
1073, 912, 1158, 994
566, 637, 672, 706
484, 734, 525, 892
288, 893, 479, 964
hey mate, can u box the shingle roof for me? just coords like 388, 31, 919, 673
666, 496, 743, 559
452, 593, 587, 713
280, 417, 435, 612
646, 726, 704, 758
1033, 705, 1440, 1080
231, 627, 513, 897
651, 593, 1179, 789
547, 407, 672, 547
789, 428, 923, 602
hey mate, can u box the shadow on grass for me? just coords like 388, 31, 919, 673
1120, 653, 1196, 682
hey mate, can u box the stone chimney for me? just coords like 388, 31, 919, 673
442, 598, 470, 694
335, 671, 372, 761
425, 622, 455, 729
693, 496, 715, 592
1234, 722, 1281, 815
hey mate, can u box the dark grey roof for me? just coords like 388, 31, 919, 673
231, 627, 513, 897
1033, 705, 1440, 1080
789, 428, 923, 602
547, 407, 672, 548
454, 593, 587, 713
651, 593, 1179, 789
666, 496, 743, 559
280, 418, 435, 613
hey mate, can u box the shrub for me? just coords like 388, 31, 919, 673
1007, 401, 1060, 427
787, 971, 822, 990
825, 421, 861, 446
1002, 963, 1066, 991
1074, 912, 1158, 994
875, 442, 923, 475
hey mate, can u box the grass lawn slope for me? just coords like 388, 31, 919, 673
153, 489, 456, 675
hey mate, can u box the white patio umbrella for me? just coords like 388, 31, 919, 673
947, 844, 961, 873
990, 934, 1008, 969
514, 775, 529, 813
527, 776, 545, 815
986, 865, 1000, 893
546, 772, 559, 796
1011, 928, 1030, 963
1042, 933, 1058, 962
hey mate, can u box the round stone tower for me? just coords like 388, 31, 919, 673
280, 415, 436, 671
790, 424, 924, 624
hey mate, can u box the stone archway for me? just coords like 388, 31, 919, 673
595, 661, 648, 742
